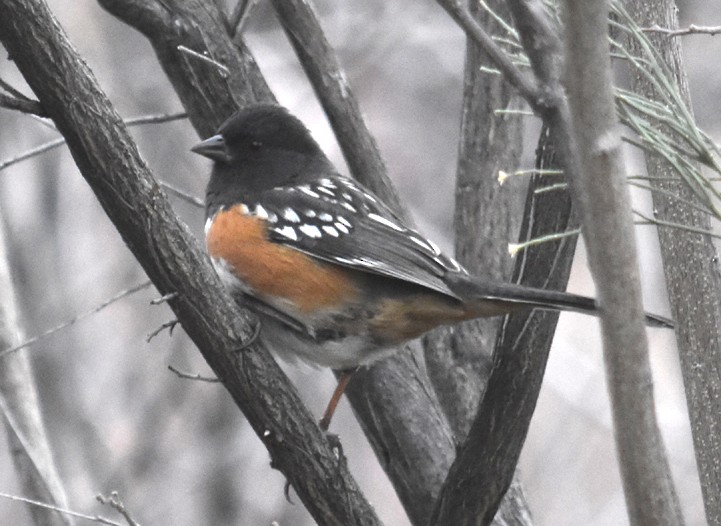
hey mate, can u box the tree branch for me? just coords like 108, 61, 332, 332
563, 1, 683, 523
0, 92, 46, 116
423, 0, 534, 523
0, 1, 381, 523
626, 1, 721, 523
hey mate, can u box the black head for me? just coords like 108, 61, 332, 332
194, 104, 333, 216
191, 104, 325, 165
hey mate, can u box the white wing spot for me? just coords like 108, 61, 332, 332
318, 212, 333, 222
254, 204, 269, 220
283, 207, 300, 223
316, 186, 336, 197
322, 225, 339, 237
337, 216, 351, 227
274, 225, 298, 241
368, 213, 404, 232
341, 202, 357, 212
319, 178, 337, 188
335, 222, 349, 234
304, 209, 317, 218
238, 204, 250, 215
299, 224, 322, 239
298, 186, 320, 198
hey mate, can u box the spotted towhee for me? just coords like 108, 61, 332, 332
192, 104, 673, 430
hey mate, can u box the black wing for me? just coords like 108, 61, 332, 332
247, 175, 465, 299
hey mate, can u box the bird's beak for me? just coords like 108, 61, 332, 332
191, 134, 230, 162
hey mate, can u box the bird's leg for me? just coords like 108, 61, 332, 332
319, 368, 357, 431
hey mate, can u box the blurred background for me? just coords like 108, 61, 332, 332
0, 0, 718, 524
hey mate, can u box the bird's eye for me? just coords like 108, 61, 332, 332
250, 141, 263, 151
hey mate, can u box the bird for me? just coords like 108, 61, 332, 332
191, 103, 673, 430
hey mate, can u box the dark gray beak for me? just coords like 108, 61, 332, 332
191, 134, 230, 162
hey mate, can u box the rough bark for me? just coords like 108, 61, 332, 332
625, 1, 721, 524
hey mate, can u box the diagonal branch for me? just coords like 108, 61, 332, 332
0, 1, 381, 524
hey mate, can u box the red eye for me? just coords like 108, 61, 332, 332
250, 141, 263, 151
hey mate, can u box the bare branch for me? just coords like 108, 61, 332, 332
0, 111, 186, 173
0, 77, 33, 100
96, 492, 141, 526
168, 364, 220, 383
436, 0, 545, 113
158, 181, 203, 207
563, 1, 683, 523
176, 45, 230, 77
226, 0, 257, 37
145, 319, 178, 342
643, 24, 721, 37
0, 492, 122, 526
0, 281, 152, 359
0, 92, 46, 116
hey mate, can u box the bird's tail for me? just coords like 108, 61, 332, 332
446, 275, 674, 329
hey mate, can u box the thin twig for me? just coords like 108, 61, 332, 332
436, 0, 544, 112
227, 0, 257, 37
96, 492, 141, 526
0, 281, 153, 359
146, 320, 179, 342
0, 492, 123, 526
0, 111, 187, 173
0, 136, 66, 172
0, 92, 46, 116
507, 229, 581, 256
167, 364, 220, 383
150, 291, 178, 305
0, 77, 32, 101
642, 24, 721, 37
633, 210, 721, 239
158, 181, 204, 208
177, 45, 230, 77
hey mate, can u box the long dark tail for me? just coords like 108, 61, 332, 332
447, 275, 674, 329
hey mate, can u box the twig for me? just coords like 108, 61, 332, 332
0, 136, 66, 172
167, 364, 220, 383
436, 0, 545, 113
96, 492, 141, 526
0, 281, 153, 359
158, 181, 204, 208
150, 291, 178, 305
177, 45, 230, 77
0, 491, 123, 526
0, 77, 32, 100
0, 111, 186, 173
642, 24, 721, 37
0, 92, 46, 116
227, 0, 257, 37
146, 319, 179, 342
507, 228, 581, 256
